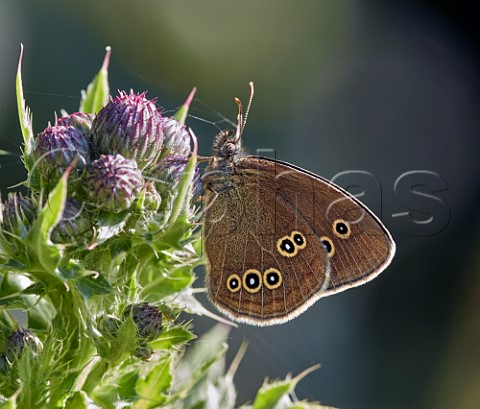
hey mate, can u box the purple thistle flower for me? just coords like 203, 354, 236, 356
123, 302, 163, 343
160, 117, 191, 159
57, 112, 94, 135
85, 154, 144, 212
92, 90, 164, 169
150, 116, 197, 196
155, 156, 188, 188
34, 124, 91, 182
5, 329, 42, 363
154, 156, 201, 198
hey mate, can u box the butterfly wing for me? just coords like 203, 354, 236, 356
203, 165, 331, 325
239, 156, 396, 295
203, 156, 395, 326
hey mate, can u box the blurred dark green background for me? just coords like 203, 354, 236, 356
1, 1, 479, 408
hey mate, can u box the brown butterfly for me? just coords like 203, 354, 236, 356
201, 83, 395, 326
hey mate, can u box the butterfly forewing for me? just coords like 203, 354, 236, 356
238, 157, 395, 295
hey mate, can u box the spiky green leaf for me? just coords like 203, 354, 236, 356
79, 47, 111, 114
150, 326, 195, 351
26, 172, 68, 274
74, 274, 114, 299
135, 356, 172, 408
15, 45, 34, 162
252, 365, 321, 409
140, 262, 194, 302
163, 154, 197, 232
64, 391, 89, 409
253, 381, 292, 409
174, 87, 197, 125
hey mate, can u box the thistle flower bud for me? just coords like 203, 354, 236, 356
92, 91, 164, 169
5, 329, 42, 363
0, 353, 7, 373
97, 314, 121, 339
160, 117, 191, 159
85, 154, 144, 212
154, 156, 188, 189
155, 156, 201, 198
134, 344, 153, 361
141, 182, 162, 212
57, 112, 94, 135
50, 198, 93, 244
1, 193, 37, 237
123, 302, 163, 343
34, 124, 91, 182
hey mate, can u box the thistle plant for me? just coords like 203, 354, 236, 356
0, 46, 332, 409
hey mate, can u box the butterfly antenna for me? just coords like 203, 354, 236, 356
242, 81, 254, 134
234, 97, 243, 143
234, 81, 255, 143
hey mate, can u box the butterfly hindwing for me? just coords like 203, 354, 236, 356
203, 165, 330, 325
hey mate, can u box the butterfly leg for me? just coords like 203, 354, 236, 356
195, 187, 219, 223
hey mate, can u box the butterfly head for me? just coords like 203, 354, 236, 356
211, 82, 254, 163
203, 83, 254, 191
204, 129, 242, 191
212, 129, 242, 161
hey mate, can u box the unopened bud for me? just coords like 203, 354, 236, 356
92, 91, 164, 169
85, 154, 144, 212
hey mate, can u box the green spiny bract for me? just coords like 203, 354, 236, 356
140, 182, 162, 212
50, 198, 94, 244
92, 90, 164, 169
0, 193, 37, 238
